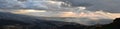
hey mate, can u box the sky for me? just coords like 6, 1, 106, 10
0, 0, 120, 13
0, 0, 120, 26
57, 0, 120, 13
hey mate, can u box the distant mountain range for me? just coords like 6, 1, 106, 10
0, 12, 120, 29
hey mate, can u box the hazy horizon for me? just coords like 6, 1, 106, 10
0, 0, 119, 26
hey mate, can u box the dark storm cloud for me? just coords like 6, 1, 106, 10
57, 0, 120, 13
1, 0, 120, 13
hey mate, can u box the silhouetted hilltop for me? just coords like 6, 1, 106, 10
87, 18, 120, 29
100, 18, 120, 29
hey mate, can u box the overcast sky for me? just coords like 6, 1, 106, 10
0, 0, 118, 26
0, 0, 120, 13
58, 0, 120, 13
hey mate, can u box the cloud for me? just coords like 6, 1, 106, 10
56, 0, 120, 13
8, 9, 114, 26
0, 0, 115, 26
1, 0, 120, 13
